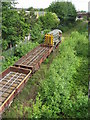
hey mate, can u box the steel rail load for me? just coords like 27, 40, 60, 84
0, 29, 62, 114
0, 67, 31, 113
14, 45, 53, 72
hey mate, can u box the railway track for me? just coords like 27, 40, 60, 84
0, 45, 53, 114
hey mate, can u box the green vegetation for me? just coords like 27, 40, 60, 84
1, 41, 39, 72
63, 20, 88, 38
48, 1, 77, 24
2, 3, 29, 50
29, 31, 88, 118
47, 1, 77, 32
2, 1, 77, 50
30, 21, 43, 43
2, 2, 37, 50
2, 21, 88, 118
2, 2, 61, 49
1, 0, 88, 119
39, 12, 59, 30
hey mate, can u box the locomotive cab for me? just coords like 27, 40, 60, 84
44, 29, 62, 47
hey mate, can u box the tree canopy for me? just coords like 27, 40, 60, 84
2, 2, 37, 50
39, 12, 60, 30
2, 2, 30, 50
30, 21, 43, 43
48, 1, 77, 24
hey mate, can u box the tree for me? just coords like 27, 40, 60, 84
2, 2, 30, 50
48, 1, 77, 24
39, 8, 44, 11
27, 7, 34, 11
30, 21, 43, 43
39, 12, 60, 30
18, 9, 30, 37
27, 7, 37, 29
2, 2, 19, 49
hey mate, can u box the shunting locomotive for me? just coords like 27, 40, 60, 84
44, 29, 62, 48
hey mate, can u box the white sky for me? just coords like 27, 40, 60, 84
15, 0, 90, 12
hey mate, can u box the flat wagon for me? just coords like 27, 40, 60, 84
0, 67, 31, 113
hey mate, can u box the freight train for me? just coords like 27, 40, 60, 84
0, 29, 62, 114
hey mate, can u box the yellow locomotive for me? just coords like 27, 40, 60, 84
44, 29, 62, 47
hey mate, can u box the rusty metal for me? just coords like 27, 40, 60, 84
0, 67, 31, 113
15, 45, 41, 65
14, 45, 53, 72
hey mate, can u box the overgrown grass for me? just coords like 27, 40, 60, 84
63, 20, 88, 37
28, 31, 88, 118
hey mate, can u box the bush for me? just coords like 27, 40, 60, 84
30, 21, 43, 43
1, 41, 39, 72
39, 12, 59, 30
30, 31, 88, 118
14, 41, 39, 57
43, 29, 51, 35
